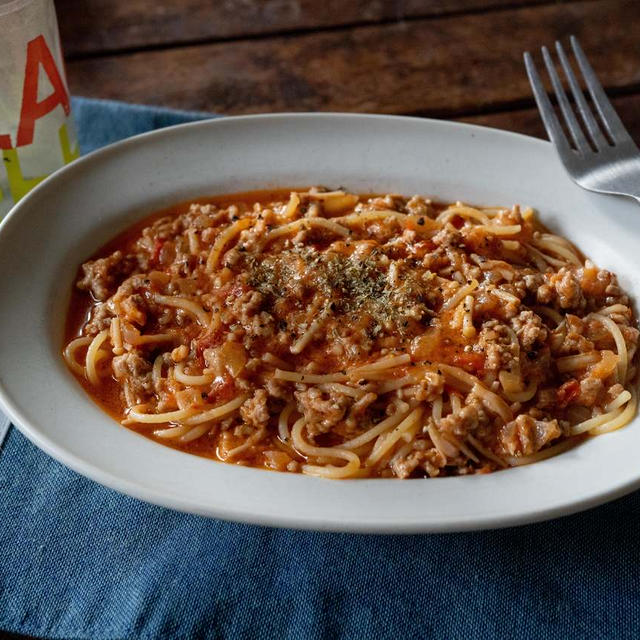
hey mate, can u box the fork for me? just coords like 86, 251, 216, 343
524, 36, 640, 203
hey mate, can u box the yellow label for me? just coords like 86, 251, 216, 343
1, 121, 78, 204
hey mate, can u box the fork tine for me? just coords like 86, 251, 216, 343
570, 35, 634, 145
541, 46, 590, 153
524, 52, 572, 154
555, 41, 609, 151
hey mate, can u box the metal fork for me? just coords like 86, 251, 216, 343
524, 36, 640, 203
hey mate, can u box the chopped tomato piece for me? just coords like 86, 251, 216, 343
451, 352, 485, 373
208, 376, 236, 404
195, 328, 224, 362
557, 379, 580, 407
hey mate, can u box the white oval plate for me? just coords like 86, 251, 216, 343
1, 114, 639, 533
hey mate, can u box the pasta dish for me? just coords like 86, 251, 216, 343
63, 189, 638, 478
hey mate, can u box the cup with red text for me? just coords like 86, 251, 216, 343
0, 0, 78, 218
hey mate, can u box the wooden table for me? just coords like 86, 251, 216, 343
55, 0, 640, 142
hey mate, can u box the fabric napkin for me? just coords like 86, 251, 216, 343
1, 97, 640, 640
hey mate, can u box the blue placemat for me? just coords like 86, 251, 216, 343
2, 97, 640, 640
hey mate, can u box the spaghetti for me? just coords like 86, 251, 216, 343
63, 189, 639, 478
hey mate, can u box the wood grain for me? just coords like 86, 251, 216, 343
458, 93, 640, 141
65, 0, 640, 117
55, 0, 556, 57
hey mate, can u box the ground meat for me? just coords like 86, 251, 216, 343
239, 217, 271, 251
295, 387, 351, 437
326, 327, 373, 361
220, 289, 277, 346
478, 322, 517, 372
120, 294, 147, 326
265, 378, 292, 400
603, 283, 628, 306
536, 283, 554, 304
111, 273, 169, 312
432, 226, 462, 249
498, 414, 562, 456
555, 315, 594, 355
541, 267, 586, 310
405, 195, 431, 217
511, 309, 548, 350
84, 303, 113, 335
577, 377, 604, 406
555, 268, 585, 309
77, 250, 138, 301
239, 389, 270, 430
246, 312, 275, 339
439, 403, 482, 439
580, 264, 629, 307
229, 290, 265, 323
413, 373, 444, 402
391, 444, 447, 478
522, 272, 545, 294
112, 353, 153, 402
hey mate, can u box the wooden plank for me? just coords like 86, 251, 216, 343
65, 0, 640, 116
55, 0, 554, 57
457, 93, 640, 142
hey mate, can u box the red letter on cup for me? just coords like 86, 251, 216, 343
15, 34, 70, 148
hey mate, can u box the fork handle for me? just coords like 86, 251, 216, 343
582, 172, 640, 203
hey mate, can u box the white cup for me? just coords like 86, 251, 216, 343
0, 0, 78, 217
